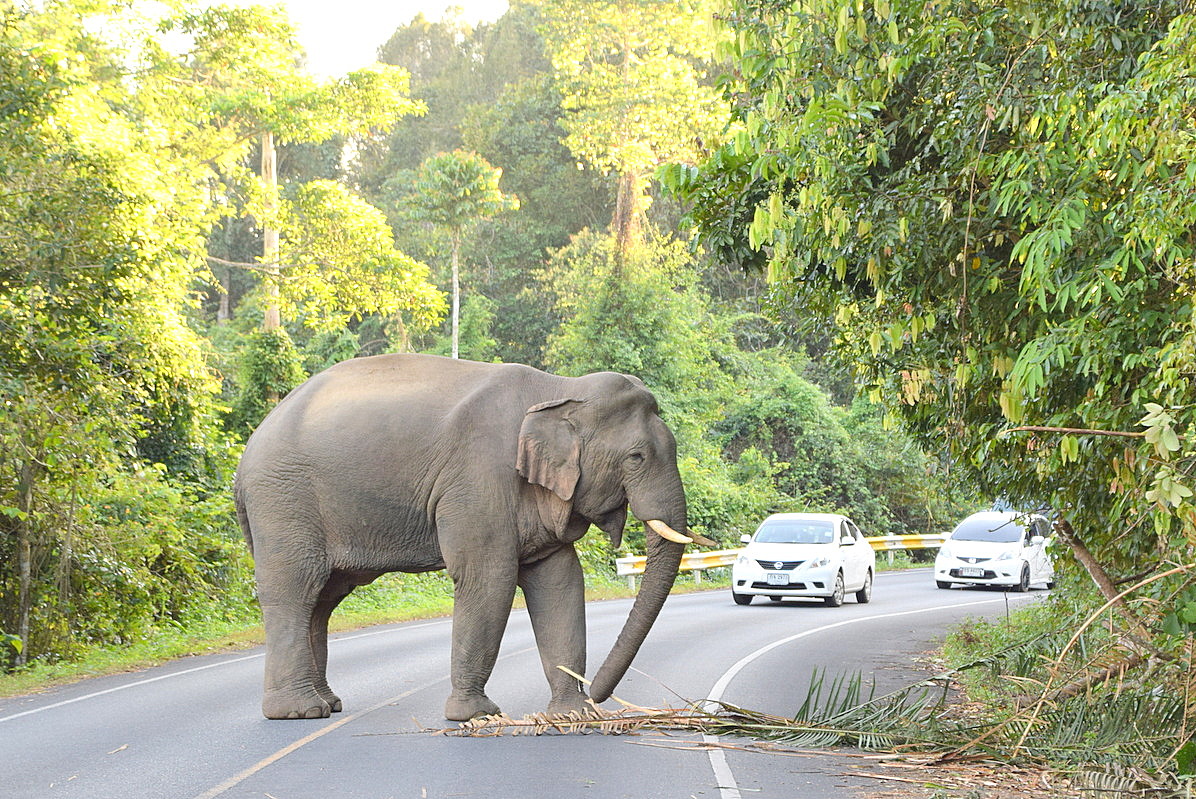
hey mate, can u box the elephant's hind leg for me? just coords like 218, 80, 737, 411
309, 571, 376, 713
260, 599, 332, 719
254, 537, 335, 720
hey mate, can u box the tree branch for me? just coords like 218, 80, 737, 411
1002, 425, 1145, 438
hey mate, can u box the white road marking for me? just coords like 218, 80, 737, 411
192, 643, 538, 799
0, 619, 450, 724
701, 592, 1035, 799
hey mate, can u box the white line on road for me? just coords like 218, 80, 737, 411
192, 643, 539, 799
0, 619, 450, 724
701, 593, 1034, 799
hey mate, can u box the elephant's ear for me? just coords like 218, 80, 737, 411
517, 398, 581, 534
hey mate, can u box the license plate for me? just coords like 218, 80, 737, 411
959, 567, 984, 578
766, 572, 789, 586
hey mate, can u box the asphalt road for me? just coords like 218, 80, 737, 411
0, 569, 1045, 799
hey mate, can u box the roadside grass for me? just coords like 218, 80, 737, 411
0, 557, 922, 700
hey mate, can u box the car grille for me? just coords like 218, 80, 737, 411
756, 560, 805, 570
751, 581, 810, 590
957, 556, 990, 564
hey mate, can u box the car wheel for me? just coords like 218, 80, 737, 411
1014, 563, 1030, 593
855, 570, 873, 604
936, 580, 953, 590
732, 591, 753, 605
1046, 578, 1056, 590
824, 572, 845, 607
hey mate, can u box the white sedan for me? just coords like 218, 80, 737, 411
731, 512, 875, 606
934, 510, 1056, 591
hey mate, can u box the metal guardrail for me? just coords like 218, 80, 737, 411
614, 534, 948, 589
867, 533, 947, 551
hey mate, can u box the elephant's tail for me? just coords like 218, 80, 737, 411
234, 477, 253, 557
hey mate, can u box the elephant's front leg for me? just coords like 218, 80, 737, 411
518, 544, 591, 717
443, 553, 519, 721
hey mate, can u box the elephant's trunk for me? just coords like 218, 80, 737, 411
588, 513, 685, 702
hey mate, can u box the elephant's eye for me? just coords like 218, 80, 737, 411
627, 452, 646, 465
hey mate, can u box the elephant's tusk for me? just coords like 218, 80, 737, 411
688, 532, 718, 547
646, 519, 692, 544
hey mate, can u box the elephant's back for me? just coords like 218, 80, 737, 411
239, 353, 559, 481
237, 354, 557, 571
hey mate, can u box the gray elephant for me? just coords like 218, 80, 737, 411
235, 353, 710, 721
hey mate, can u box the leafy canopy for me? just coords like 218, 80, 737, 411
669, 0, 1196, 615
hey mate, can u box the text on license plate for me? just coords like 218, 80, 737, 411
766, 572, 789, 585
959, 567, 984, 578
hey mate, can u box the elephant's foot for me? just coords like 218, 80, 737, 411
444, 690, 501, 721
547, 691, 596, 718
316, 685, 343, 713
262, 689, 331, 720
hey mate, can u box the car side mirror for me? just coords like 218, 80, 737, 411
740, 534, 752, 545
1031, 535, 1045, 546
840, 537, 854, 546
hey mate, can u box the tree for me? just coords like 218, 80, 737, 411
670, 0, 1196, 750
0, 0, 244, 663
530, 0, 727, 258
164, 6, 430, 332
409, 151, 518, 359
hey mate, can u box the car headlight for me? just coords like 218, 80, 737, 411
807, 556, 830, 568
997, 550, 1015, 560
736, 555, 751, 566
938, 545, 951, 559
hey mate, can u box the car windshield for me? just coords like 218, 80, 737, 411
951, 517, 1025, 543
754, 520, 835, 544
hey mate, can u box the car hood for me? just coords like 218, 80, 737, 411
943, 540, 1021, 559
743, 543, 837, 561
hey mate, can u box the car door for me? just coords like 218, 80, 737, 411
847, 519, 872, 581
838, 520, 864, 589
1029, 517, 1053, 582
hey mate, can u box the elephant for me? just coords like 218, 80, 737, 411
234, 353, 711, 721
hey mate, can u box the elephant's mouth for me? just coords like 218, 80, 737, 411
591, 506, 627, 549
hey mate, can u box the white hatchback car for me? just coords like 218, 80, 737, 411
731, 512, 876, 606
934, 511, 1056, 591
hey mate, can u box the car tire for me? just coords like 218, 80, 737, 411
1014, 563, 1030, 593
855, 570, 873, 604
824, 572, 845, 607
732, 591, 753, 605
1046, 578, 1056, 590
936, 580, 952, 590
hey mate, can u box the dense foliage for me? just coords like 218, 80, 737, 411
1, 0, 968, 678
668, 0, 1196, 780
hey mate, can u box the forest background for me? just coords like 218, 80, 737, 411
0, 0, 971, 671
3, 0, 1195, 785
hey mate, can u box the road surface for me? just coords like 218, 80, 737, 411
0, 569, 1043, 799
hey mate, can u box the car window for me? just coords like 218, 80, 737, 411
847, 520, 863, 540
754, 519, 835, 544
950, 516, 1025, 543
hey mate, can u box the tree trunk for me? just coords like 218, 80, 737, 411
14, 459, 36, 668
451, 234, 460, 359
613, 171, 644, 265
611, 26, 645, 266
260, 130, 281, 333
216, 268, 232, 324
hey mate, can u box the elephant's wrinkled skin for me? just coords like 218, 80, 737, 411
235, 353, 696, 721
